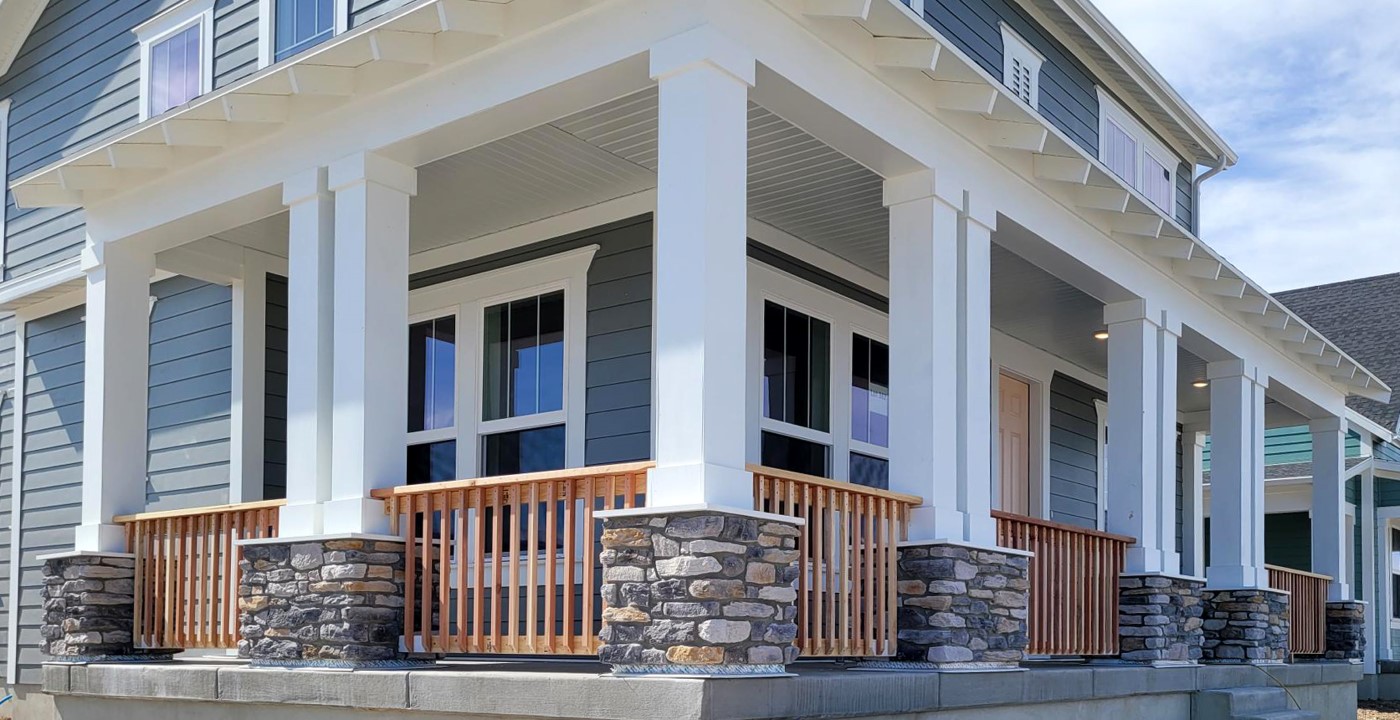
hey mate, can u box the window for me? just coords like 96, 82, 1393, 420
481, 291, 566, 473
406, 315, 457, 484
1001, 24, 1044, 107
275, 0, 335, 61
0, 98, 9, 273
763, 301, 831, 433
1391, 527, 1400, 620
1098, 88, 1178, 214
850, 334, 889, 489
137, 0, 214, 120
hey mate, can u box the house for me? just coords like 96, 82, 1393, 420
0, 0, 1380, 718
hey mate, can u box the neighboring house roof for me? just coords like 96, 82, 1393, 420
0, 0, 47, 77
1203, 457, 1367, 484
1276, 273, 1400, 434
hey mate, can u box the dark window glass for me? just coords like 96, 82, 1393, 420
483, 291, 565, 422
483, 425, 566, 476
407, 441, 456, 485
761, 431, 829, 478
762, 302, 830, 432
1393, 529, 1400, 619
276, 0, 335, 61
850, 453, 889, 490
408, 316, 455, 433
851, 335, 889, 447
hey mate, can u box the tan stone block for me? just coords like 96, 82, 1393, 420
905, 595, 952, 612
745, 563, 776, 584
241, 595, 273, 613
602, 606, 651, 623
340, 581, 398, 593
324, 540, 367, 550
665, 645, 725, 665
898, 580, 927, 595
601, 528, 651, 549
367, 566, 393, 579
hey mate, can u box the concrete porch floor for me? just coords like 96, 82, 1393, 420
39, 658, 1361, 720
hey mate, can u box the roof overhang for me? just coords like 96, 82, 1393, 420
0, 0, 47, 77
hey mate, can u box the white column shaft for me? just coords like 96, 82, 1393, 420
1104, 301, 1164, 573
76, 240, 154, 553
958, 211, 994, 547
229, 252, 268, 504
1310, 416, 1351, 600
1155, 318, 1181, 574
1206, 361, 1268, 588
1182, 430, 1207, 577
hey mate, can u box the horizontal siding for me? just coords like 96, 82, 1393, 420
1203, 425, 1364, 468
349, 0, 413, 27
146, 276, 234, 511
0, 316, 16, 670
264, 274, 288, 500
1175, 162, 1194, 231
924, 0, 1099, 154
213, 0, 261, 89
1047, 372, 1102, 529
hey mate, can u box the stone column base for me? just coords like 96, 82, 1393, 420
1118, 574, 1204, 664
895, 541, 1030, 669
596, 506, 802, 677
40, 552, 139, 660
238, 535, 408, 667
1324, 600, 1365, 662
1201, 587, 1289, 664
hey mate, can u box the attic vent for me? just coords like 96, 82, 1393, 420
1001, 24, 1044, 107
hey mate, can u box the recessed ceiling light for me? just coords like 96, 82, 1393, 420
1193, 380, 1209, 389
1093, 331, 1110, 340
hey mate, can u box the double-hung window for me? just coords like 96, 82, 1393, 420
480, 290, 566, 475
1392, 527, 1400, 620
1098, 89, 1177, 214
137, 0, 214, 120
761, 301, 833, 477
407, 314, 458, 484
849, 334, 890, 489
274, 0, 336, 62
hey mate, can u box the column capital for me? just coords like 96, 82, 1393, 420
1102, 298, 1171, 329
882, 169, 961, 210
1206, 358, 1263, 384
1309, 415, 1346, 434
650, 25, 755, 86
283, 166, 331, 207
328, 151, 417, 196
80, 237, 155, 274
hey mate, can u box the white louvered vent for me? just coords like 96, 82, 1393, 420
1001, 24, 1043, 107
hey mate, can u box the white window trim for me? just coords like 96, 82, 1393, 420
1000, 23, 1044, 108
136, 0, 216, 121
0, 97, 9, 276
1097, 87, 1176, 214
257, 0, 344, 68
408, 245, 597, 479
1095, 398, 1109, 530
746, 260, 889, 483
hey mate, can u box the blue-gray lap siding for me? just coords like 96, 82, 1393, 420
1048, 373, 1102, 529
0, 317, 16, 677
350, 0, 414, 27
1175, 163, 1194, 232
0, 0, 260, 282
411, 216, 654, 466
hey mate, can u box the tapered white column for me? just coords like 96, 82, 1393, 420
1310, 416, 1351, 600
1205, 360, 1268, 589
646, 28, 754, 509
325, 152, 416, 535
884, 171, 995, 547
229, 250, 269, 504
75, 238, 155, 553
1182, 429, 1207, 577
1362, 465, 1377, 673
280, 168, 335, 537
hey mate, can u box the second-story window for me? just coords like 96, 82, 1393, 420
1000, 24, 1044, 107
137, 0, 214, 121
1098, 89, 1176, 214
276, 0, 336, 61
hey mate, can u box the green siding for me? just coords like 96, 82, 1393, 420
1203, 512, 1312, 572
1203, 425, 1362, 469
1378, 478, 1400, 508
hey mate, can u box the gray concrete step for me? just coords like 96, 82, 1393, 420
1236, 712, 1320, 720
1194, 686, 1289, 719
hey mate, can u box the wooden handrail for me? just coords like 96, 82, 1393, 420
370, 461, 655, 498
991, 509, 1136, 544
746, 464, 924, 506
1264, 563, 1332, 583
114, 498, 286, 524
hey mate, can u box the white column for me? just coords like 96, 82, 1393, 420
280, 168, 336, 537
1103, 299, 1176, 574
75, 238, 155, 553
1205, 359, 1268, 589
645, 28, 754, 510
229, 251, 269, 504
324, 152, 416, 536
1362, 465, 1377, 674
1182, 428, 1207, 577
884, 171, 994, 546
1311, 416, 1351, 600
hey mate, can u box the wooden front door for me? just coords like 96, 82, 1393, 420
998, 373, 1031, 515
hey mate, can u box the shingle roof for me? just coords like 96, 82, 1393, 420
1275, 272, 1400, 433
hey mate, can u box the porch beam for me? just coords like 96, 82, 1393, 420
1075, 184, 1129, 213
984, 120, 1047, 152
1205, 359, 1269, 589
802, 0, 872, 20
930, 81, 999, 114
1032, 154, 1091, 185
872, 38, 940, 74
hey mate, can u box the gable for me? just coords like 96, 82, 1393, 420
0, 1, 48, 77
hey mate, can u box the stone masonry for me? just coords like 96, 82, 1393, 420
1201, 588, 1289, 664
238, 538, 407, 665
1118, 574, 1204, 664
1324, 600, 1365, 662
597, 510, 802, 675
41, 553, 137, 659
896, 542, 1030, 668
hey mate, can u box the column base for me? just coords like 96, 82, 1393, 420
1323, 600, 1366, 662
1118, 573, 1204, 664
596, 506, 803, 677
40, 552, 137, 660
237, 535, 408, 667
1200, 587, 1289, 664
895, 541, 1030, 670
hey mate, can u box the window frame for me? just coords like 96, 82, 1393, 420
1097, 87, 1177, 214
258, 0, 347, 67
1000, 23, 1044, 108
747, 260, 889, 484
407, 245, 596, 480
0, 98, 9, 275
136, 0, 216, 122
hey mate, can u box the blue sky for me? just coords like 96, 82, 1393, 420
1093, 0, 1400, 291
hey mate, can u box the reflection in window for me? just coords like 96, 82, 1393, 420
407, 440, 456, 485
761, 431, 829, 478
408, 316, 455, 433
484, 425, 566, 476
1392, 528, 1400, 620
850, 453, 889, 490
483, 291, 564, 422
149, 24, 202, 117
851, 335, 889, 447
276, 0, 335, 61
762, 301, 830, 432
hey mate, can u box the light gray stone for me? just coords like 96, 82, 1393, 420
698, 619, 751, 644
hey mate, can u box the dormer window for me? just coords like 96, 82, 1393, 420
1001, 24, 1044, 107
275, 0, 337, 62
1098, 88, 1176, 214
137, 0, 214, 121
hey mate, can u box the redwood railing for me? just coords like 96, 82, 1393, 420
750, 465, 919, 658
372, 461, 652, 655
117, 499, 284, 649
994, 511, 1131, 656
1267, 564, 1329, 657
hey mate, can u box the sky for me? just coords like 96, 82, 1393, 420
1092, 0, 1400, 292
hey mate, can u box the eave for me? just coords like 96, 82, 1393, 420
0, 0, 48, 77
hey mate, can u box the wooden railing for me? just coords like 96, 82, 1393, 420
1267, 564, 1329, 656
372, 462, 652, 655
117, 499, 284, 649
750, 465, 919, 658
994, 511, 1131, 656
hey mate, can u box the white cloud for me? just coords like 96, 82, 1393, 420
1093, 0, 1400, 291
